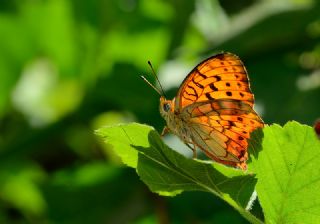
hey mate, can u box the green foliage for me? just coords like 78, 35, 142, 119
250, 122, 320, 224
1, 0, 320, 222
96, 121, 320, 224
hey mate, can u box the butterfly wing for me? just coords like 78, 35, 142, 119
175, 52, 254, 109
175, 52, 263, 169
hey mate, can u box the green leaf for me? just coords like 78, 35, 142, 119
250, 121, 320, 224
96, 123, 262, 224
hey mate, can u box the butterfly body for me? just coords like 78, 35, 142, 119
160, 97, 193, 145
158, 52, 264, 170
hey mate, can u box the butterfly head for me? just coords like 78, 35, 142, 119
159, 96, 174, 118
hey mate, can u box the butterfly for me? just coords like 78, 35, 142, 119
142, 52, 264, 170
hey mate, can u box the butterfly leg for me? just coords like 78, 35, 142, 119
185, 143, 197, 159
161, 126, 170, 137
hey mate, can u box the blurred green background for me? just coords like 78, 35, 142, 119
1, 0, 320, 223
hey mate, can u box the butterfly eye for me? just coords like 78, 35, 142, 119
163, 103, 171, 112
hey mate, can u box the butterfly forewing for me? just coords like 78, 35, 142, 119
175, 53, 253, 109
174, 52, 263, 169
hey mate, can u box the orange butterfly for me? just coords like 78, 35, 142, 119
143, 52, 264, 170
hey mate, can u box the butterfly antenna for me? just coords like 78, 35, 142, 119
140, 75, 162, 96
147, 61, 166, 97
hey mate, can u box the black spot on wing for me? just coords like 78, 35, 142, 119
205, 93, 214, 100
209, 83, 218, 91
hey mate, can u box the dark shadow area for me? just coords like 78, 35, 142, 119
248, 128, 265, 161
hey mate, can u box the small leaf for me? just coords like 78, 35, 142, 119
250, 121, 320, 224
96, 123, 263, 224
